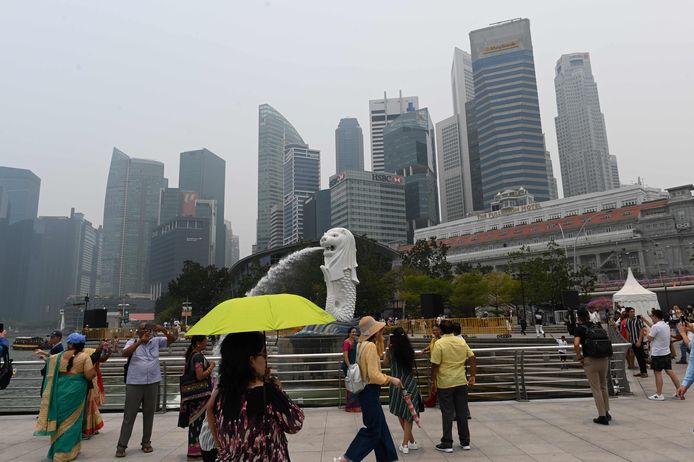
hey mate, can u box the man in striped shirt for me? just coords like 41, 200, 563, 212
626, 308, 648, 377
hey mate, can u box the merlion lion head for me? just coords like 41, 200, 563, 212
320, 227, 358, 282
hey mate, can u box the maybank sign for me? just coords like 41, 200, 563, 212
482, 40, 520, 54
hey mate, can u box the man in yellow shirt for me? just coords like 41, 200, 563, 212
430, 320, 476, 453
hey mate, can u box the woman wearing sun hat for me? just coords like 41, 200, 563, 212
335, 316, 401, 462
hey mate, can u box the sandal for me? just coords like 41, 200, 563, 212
115, 449, 126, 458
142, 444, 153, 453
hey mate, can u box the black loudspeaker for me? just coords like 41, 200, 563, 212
83, 309, 107, 328
421, 293, 444, 318
562, 290, 580, 310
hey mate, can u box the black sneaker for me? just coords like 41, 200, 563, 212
606, 412, 612, 421
460, 443, 471, 450
435, 443, 453, 453
593, 416, 609, 425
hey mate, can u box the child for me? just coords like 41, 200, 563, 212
557, 335, 568, 369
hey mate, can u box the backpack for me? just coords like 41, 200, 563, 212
0, 349, 13, 390
345, 342, 366, 394
582, 323, 613, 358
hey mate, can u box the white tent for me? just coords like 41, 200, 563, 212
612, 268, 660, 317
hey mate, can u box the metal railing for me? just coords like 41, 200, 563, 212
0, 343, 631, 414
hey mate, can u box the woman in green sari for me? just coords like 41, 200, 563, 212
35, 333, 96, 462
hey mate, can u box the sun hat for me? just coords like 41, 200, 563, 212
66, 333, 86, 344
358, 316, 386, 342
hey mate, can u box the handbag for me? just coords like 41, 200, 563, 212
345, 343, 365, 394
179, 355, 212, 403
0, 350, 13, 390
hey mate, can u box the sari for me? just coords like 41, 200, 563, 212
178, 352, 211, 457
34, 352, 89, 462
341, 339, 361, 412
82, 348, 104, 438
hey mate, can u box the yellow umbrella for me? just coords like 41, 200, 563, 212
184, 294, 335, 336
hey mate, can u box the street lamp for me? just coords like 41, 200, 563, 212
637, 234, 671, 308
573, 218, 592, 273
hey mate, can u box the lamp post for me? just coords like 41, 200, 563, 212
572, 218, 592, 273
638, 234, 671, 309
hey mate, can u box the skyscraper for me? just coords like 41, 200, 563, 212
24, 209, 102, 319
224, 220, 240, 267
256, 104, 305, 252
179, 148, 226, 266
383, 108, 439, 242
330, 171, 407, 245
554, 52, 620, 197
438, 48, 485, 222
283, 144, 320, 245
101, 148, 166, 297
0, 166, 40, 224
369, 92, 419, 172
335, 118, 365, 174
469, 18, 557, 208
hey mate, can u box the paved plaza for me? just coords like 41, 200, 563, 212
4, 368, 694, 462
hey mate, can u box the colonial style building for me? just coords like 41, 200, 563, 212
414, 183, 694, 280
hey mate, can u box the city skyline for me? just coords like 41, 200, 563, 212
2, 2, 693, 257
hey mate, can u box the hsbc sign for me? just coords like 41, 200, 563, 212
372, 173, 403, 184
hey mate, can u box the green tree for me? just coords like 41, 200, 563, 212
508, 242, 574, 308
235, 262, 271, 296
483, 272, 520, 310
574, 265, 597, 296
401, 237, 452, 279
159, 261, 234, 319
449, 272, 488, 315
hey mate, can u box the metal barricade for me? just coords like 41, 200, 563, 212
0, 343, 631, 414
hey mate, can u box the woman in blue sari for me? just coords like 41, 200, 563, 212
35, 333, 96, 462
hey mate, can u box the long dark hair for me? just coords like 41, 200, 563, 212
185, 335, 206, 363
389, 327, 415, 373
216, 332, 265, 419
66, 343, 85, 373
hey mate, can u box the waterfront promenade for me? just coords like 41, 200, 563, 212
4, 370, 694, 462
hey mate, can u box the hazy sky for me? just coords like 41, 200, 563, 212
2, 1, 693, 258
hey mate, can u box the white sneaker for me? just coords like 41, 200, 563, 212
398, 444, 409, 454
648, 394, 665, 401
408, 441, 419, 450
460, 443, 471, 450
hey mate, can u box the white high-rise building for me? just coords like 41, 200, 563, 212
437, 49, 478, 223
369, 92, 419, 172
554, 52, 619, 197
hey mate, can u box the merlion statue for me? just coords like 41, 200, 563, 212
320, 228, 359, 322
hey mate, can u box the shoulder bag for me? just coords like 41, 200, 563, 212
345, 342, 366, 394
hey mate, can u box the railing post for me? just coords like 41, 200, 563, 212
513, 350, 521, 401
611, 345, 632, 396
338, 366, 343, 408
520, 350, 528, 401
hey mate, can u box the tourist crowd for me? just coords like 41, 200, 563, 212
2, 302, 690, 461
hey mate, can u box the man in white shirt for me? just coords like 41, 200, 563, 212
647, 309, 681, 401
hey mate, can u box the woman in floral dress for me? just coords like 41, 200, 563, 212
207, 332, 304, 461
